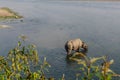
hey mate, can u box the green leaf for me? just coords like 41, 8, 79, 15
107, 74, 112, 80
0, 75, 4, 80
18, 41, 21, 47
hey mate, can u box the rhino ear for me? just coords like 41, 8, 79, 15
82, 42, 88, 48
82, 42, 85, 48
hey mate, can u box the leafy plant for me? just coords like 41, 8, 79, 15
69, 52, 120, 80
0, 35, 51, 80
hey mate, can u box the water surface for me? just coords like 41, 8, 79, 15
0, 0, 120, 79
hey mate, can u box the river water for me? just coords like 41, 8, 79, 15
0, 0, 120, 79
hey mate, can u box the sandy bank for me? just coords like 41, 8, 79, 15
0, 7, 23, 19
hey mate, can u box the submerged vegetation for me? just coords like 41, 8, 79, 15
0, 36, 120, 80
0, 7, 23, 20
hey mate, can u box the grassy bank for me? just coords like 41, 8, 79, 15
0, 7, 23, 20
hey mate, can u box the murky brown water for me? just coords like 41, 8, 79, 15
0, 0, 120, 79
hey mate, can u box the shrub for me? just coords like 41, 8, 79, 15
0, 36, 50, 80
69, 52, 120, 80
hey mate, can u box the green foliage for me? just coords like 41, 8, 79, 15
0, 37, 51, 80
69, 52, 120, 80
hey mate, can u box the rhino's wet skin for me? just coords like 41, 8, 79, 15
0, 0, 120, 79
65, 38, 88, 55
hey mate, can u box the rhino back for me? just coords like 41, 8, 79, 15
72, 39, 82, 50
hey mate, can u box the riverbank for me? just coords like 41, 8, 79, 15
0, 7, 23, 20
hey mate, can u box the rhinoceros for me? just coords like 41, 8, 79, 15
65, 38, 88, 55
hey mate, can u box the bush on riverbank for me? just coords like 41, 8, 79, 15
0, 36, 51, 80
